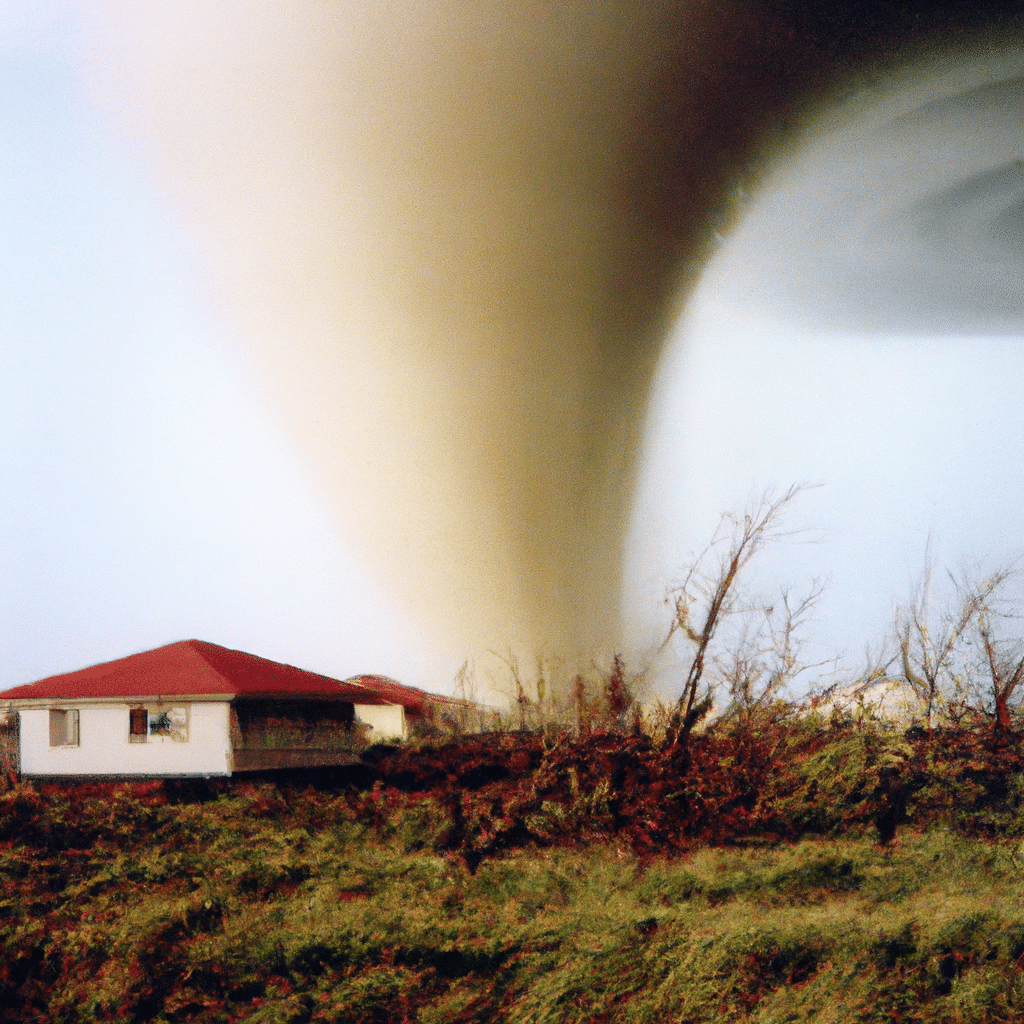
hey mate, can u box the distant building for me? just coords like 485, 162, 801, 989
813, 677, 922, 726
0, 640, 466, 778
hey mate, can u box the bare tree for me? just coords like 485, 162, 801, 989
896, 553, 1012, 734
488, 649, 532, 732
717, 580, 832, 727
450, 659, 487, 737
662, 485, 806, 750
975, 602, 1024, 735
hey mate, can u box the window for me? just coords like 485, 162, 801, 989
149, 706, 188, 740
129, 705, 189, 743
129, 707, 148, 742
49, 709, 79, 747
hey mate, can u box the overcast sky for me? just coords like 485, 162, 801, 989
2, 8, 1024, 700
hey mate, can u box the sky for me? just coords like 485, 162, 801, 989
0, 6, 432, 690
2, 6, 1024, 702
626, 50, 1024, 688
625, 306, 1024, 685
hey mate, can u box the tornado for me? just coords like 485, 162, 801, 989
74, 2, 1024, 679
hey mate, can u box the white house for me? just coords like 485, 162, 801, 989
0, 640, 428, 778
813, 677, 923, 727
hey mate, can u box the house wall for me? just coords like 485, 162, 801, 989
18, 702, 232, 776
354, 703, 405, 741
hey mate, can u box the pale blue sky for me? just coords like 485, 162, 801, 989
626, 297, 1024, 682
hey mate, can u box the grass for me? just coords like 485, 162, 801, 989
5, 776, 1024, 1023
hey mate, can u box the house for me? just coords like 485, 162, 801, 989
343, 674, 492, 735
812, 677, 922, 727
0, 640, 456, 778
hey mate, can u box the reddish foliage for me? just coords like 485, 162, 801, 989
4, 720, 1024, 878
6, 721, 1024, 1021
352, 721, 1024, 863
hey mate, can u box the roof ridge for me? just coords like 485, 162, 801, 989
178, 639, 236, 692
188, 640, 366, 689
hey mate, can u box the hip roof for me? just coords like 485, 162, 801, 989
0, 640, 396, 704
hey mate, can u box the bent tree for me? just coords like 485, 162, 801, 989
662, 485, 807, 751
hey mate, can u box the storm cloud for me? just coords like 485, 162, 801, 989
72, 2, 1024, 675
715, 57, 1024, 335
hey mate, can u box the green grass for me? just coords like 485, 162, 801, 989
5, 780, 1024, 1022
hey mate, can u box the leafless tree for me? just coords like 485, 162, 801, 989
976, 614, 1024, 734
717, 580, 832, 727
486, 649, 532, 732
896, 552, 1013, 734
497, 651, 536, 733
962, 576, 1024, 735
662, 485, 807, 750
449, 659, 486, 737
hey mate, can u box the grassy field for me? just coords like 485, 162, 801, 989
4, 743, 1024, 1024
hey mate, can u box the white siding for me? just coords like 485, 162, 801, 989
354, 703, 406, 740
19, 702, 232, 776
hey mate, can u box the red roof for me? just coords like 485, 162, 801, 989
0, 641, 396, 704
345, 675, 472, 717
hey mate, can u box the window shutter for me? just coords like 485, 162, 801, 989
67, 709, 79, 746
130, 707, 148, 739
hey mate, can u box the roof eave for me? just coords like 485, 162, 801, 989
0, 693, 399, 709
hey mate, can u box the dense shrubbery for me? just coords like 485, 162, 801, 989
352, 715, 1024, 862
6, 718, 1024, 1021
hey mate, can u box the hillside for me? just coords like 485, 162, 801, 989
4, 720, 1024, 1022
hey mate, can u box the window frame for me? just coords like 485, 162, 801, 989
129, 704, 190, 743
48, 708, 80, 748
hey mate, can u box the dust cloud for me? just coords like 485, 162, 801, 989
72, 2, 1024, 683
